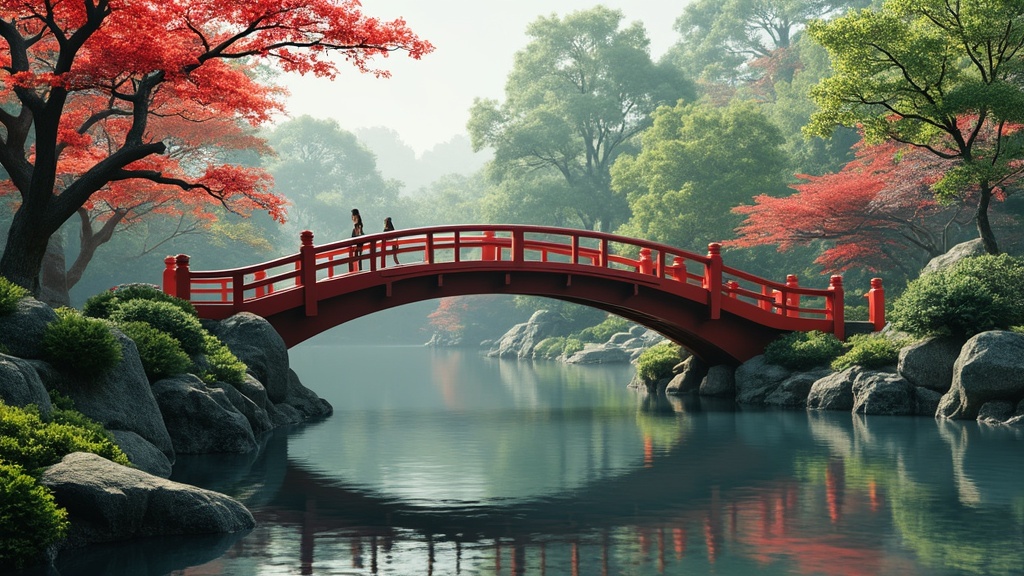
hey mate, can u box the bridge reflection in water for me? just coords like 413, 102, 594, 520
150, 400, 1024, 576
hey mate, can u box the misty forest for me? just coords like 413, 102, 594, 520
3, 0, 1024, 346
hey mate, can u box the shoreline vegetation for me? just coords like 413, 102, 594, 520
0, 283, 331, 571
465, 242, 1024, 426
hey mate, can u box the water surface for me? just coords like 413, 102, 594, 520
52, 345, 1024, 575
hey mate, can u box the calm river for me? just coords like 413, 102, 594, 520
50, 345, 1024, 576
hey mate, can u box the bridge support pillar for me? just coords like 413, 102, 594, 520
174, 254, 191, 300
162, 256, 176, 296
300, 231, 318, 316
828, 275, 845, 340
704, 243, 722, 320
867, 278, 885, 331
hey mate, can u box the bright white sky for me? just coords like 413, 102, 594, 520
281, 1, 690, 155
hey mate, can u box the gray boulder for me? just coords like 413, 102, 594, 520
766, 369, 832, 408
151, 374, 258, 454
735, 355, 791, 405
487, 310, 562, 359
30, 331, 173, 459
0, 297, 58, 360
897, 337, 963, 392
279, 368, 333, 421
852, 371, 916, 415
938, 331, 1024, 420
203, 312, 290, 403
0, 353, 53, 417
699, 365, 736, 397
921, 239, 986, 274
40, 452, 254, 549
109, 430, 172, 478
607, 332, 633, 345
666, 355, 708, 396
232, 373, 269, 410
807, 368, 858, 411
915, 387, 943, 416
565, 344, 632, 364
210, 380, 274, 437
977, 401, 1016, 425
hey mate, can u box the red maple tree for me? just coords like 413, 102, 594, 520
729, 140, 973, 277
0, 0, 432, 294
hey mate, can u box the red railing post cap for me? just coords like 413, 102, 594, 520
301, 230, 314, 246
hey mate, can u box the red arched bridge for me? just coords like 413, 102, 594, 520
161, 225, 885, 365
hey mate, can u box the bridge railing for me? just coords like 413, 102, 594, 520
163, 225, 885, 337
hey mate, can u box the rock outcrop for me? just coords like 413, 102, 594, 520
0, 352, 53, 417
0, 297, 58, 359
151, 374, 259, 454
938, 331, 1024, 420
29, 330, 174, 460
40, 452, 254, 549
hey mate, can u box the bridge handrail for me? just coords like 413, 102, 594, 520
163, 225, 886, 339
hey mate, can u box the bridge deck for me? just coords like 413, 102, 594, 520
162, 225, 885, 362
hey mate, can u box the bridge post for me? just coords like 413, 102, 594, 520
704, 243, 722, 320
483, 230, 497, 261
512, 229, 524, 263
162, 256, 176, 296
828, 275, 845, 340
782, 274, 799, 317
667, 256, 684, 281
174, 254, 191, 300
867, 278, 885, 331
638, 248, 653, 275
300, 231, 318, 316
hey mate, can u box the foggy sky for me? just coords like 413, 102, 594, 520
280, 1, 691, 156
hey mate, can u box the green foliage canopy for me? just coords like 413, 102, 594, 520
807, 0, 1024, 253
468, 6, 694, 233
612, 100, 790, 252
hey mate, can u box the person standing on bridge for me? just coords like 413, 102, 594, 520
350, 208, 364, 272
383, 217, 400, 266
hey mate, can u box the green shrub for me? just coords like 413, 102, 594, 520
114, 321, 191, 382
890, 274, 997, 339
533, 337, 567, 359
83, 283, 197, 319
198, 334, 248, 386
831, 334, 901, 371
0, 401, 130, 473
765, 330, 845, 370
576, 315, 632, 343
562, 337, 584, 357
636, 341, 683, 381
41, 310, 123, 380
0, 462, 68, 569
109, 299, 206, 354
890, 254, 1024, 338
0, 276, 29, 315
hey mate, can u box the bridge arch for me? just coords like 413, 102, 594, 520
163, 225, 885, 364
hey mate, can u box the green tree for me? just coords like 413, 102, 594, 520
404, 172, 490, 227
807, 0, 1024, 254
613, 100, 790, 253
264, 116, 402, 241
666, 0, 870, 86
468, 6, 694, 233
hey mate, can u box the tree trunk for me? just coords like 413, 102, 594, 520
40, 233, 71, 307
976, 186, 1000, 254
0, 210, 52, 295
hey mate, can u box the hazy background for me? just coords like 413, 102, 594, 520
282, 0, 689, 157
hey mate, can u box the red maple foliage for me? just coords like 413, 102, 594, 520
729, 140, 973, 277
0, 0, 433, 293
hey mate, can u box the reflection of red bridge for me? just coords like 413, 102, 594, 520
162, 225, 885, 363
